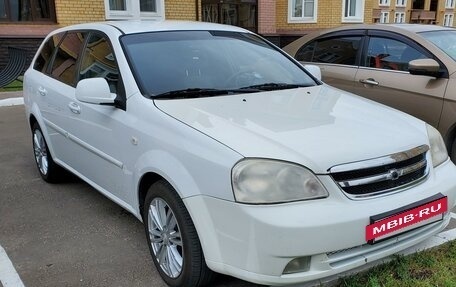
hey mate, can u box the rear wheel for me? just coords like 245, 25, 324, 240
32, 123, 64, 182
144, 180, 213, 287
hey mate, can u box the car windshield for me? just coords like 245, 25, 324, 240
121, 30, 317, 98
420, 30, 456, 61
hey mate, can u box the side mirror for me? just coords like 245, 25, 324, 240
408, 59, 441, 78
76, 78, 116, 105
304, 65, 322, 81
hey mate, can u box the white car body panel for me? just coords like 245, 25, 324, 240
22, 20, 456, 286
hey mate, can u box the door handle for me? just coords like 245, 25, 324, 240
359, 78, 379, 86
38, 87, 47, 96
68, 102, 81, 114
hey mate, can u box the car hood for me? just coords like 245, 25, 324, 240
154, 85, 428, 173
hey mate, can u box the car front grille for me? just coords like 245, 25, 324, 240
329, 145, 429, 199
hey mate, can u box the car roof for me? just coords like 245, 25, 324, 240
58, 20, 251, 35
316, 23, 455, 35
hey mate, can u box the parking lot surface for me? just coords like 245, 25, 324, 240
0, 104, 260, 287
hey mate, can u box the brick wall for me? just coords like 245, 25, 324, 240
54, 0, 105, 26
258, 0, 277, 34
165, 0, 198, 20
276, 0, 373, 35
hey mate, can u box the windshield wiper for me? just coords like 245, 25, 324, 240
240, 83, 312, 91
153, 88, 260, 99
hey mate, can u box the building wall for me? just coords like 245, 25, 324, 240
165, 0, 198, 20
54, 0, 105, 26
276, 0, 372, 35
259, 0, 277, 34
53, 0, 199, 25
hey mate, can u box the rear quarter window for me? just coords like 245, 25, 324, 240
33, 32, 65, 73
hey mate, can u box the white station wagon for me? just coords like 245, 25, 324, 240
24, 21, 456, 287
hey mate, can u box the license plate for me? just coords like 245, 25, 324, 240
366, 194, 447, 244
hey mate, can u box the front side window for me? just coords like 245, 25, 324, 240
50, 32, 86, 86
289, 0, 317, 22
301, 36, 362, 65
121, 31, 317, 97
365, 37, 427, 71
342, 0, 364, 22
104, 0, 163, 19
394, 12, 405, 23
380, 11, 389, 23
79, 33, 119, 93
0, 0, 56, 22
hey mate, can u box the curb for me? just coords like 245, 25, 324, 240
0, 91, 23, 100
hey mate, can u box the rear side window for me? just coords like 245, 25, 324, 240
33, 32, 65, 73
296, 36, 362, 65
50, 32, 86, 86
79, 33, 119, 93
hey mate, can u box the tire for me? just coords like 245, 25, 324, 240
144, 180, 214, 287
451, 140, 456, 163
31, 123, 64, 183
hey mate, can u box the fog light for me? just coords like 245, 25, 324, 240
283, 256, 311, 274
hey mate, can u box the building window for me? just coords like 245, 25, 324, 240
394, 12, 405, 22
396, 0, 406, 7
379, 0, 390, 6
342, 0, 364, 22
380, 11, 389, 23
104, 0, 164, 19
444, 13, 454, 26
0, 0, 56, 22
446, 0, 455, 8
288, 0, 317, 23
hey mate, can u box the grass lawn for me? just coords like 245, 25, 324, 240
338, 240, 456, 287
0, 79, 23, 92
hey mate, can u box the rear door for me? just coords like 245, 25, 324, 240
294, 30, 365, 92
353, 30, 447, 127
28, 31, 86, 163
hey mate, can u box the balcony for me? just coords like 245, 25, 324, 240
410, 9, 436, 21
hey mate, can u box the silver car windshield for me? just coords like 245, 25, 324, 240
420, 30, 456, 61
121, 31, 317, 98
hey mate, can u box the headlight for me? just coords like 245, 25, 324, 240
426, 124, 448, 167
232, 159, 328, 204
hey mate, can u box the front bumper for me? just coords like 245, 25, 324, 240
184, 159, 456, 286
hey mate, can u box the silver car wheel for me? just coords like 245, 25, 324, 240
33, 129, 49, 176
148, 197, 183, 278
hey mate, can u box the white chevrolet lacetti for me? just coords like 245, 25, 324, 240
23, 20, 456, 286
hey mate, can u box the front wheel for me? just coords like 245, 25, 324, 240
144, 180, 213, 287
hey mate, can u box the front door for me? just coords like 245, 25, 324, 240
353, 33, 447, 127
